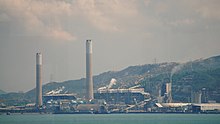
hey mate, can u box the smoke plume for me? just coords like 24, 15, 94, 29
170, 63, 185, 81
108, 78, 117, 89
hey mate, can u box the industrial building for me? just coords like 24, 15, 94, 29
153, 103, 191, 113
191, 103, 220, 113
153, 103, 220, 113
201, 88, 209, 103
158, 82, 172, 103
2, 40, 220, 114
191, 91, 202, 103
43, 94, 77, 103
94, 88, 150, 104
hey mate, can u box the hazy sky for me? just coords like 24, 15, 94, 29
0, 0, 220, 92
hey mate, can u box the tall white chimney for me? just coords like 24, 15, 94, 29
86, 40, 94, 100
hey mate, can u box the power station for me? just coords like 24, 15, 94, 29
36, 53, 43, 107
2, 41, 220, 114
86, 40, 94, 100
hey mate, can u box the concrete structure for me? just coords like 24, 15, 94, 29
201, 88, 209, 103
192, 103, 220, 113
156, 84, 163, 103
155, 103, 190, 108
77, 104, 103, 113
86, 40, 94, 100
166, 83, 171, 93
154, 103, 191, 113
36, 53, 42, 107
191, 91, 202, 103
161, 82, 172, 103
166, 83, 172, 103
95, 88, 150, 104
43, 94, 77, 103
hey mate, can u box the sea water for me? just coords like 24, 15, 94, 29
0, 114, 220, 124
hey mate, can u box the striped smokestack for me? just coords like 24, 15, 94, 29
36, 53, 42, 107
86, 40, 94, 100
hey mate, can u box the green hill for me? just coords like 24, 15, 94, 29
1, 55, 220, 105
0, 89, 6, 95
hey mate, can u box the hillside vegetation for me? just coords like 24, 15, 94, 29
1, 55, 220, 105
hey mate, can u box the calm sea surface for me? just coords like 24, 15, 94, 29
0, 114, 220, 124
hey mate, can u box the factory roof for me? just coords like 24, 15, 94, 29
192, 103, 220, 107
97, 88, 149, 95
155, 103, 220, 108
43, 94, 76, 97
192, 103, 220, 111
155, 103, 191, 108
